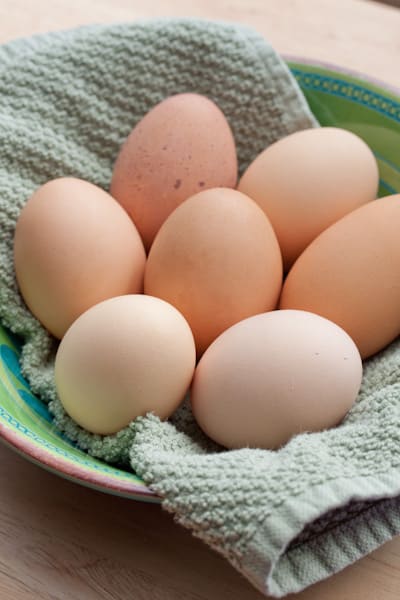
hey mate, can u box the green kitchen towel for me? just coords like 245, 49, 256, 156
1, 17, 399, 598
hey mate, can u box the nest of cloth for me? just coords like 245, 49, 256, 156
0, 18, 399, 597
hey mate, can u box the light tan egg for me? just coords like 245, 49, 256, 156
279, 194, 400, 359
238, 127, 379, 270
110, 93, 238, 250
55, 295, 196, 435
191, 310, 362, 450
14, 177, 146, 338
144, 187, 283, 356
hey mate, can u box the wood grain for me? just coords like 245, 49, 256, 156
0, 0, 399, 88
1, 0, 400, 598
0, 441, 400, 600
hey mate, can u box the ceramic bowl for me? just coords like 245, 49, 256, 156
1, 60, 399, 502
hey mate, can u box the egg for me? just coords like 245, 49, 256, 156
13, 177, 146, 338
144, 188, 283, 356
280, 194, 400, 358
238, 127, 379, 270
55, 295, 196, 435
110, 93, 238, 250
191, 310, 362, 450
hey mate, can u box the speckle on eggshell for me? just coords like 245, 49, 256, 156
110, 93, 238, 250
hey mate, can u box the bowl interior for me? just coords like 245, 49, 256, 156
1, 60, 399, 500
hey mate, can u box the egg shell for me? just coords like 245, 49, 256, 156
144, 187, 283, 356
191, 309, 362, 450
13, 177, 146, 338
110, 93, 238, 250
55, 295, 196, 435
280, 194, 400, 358
238, 127, 379, 270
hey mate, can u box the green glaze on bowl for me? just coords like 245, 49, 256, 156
0, 60, 399, 501
0, 326, 157, 501
288, 60, 400, 197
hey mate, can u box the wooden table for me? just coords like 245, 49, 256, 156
1, 1, 400, 598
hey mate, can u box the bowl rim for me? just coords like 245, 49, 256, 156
1, 56, 399, 502
0, 416, 158, 501
284, 54, 400, 98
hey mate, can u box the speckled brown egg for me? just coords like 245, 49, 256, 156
110, 93, 238, 250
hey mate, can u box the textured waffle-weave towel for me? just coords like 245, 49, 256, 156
1, 17, 400, 598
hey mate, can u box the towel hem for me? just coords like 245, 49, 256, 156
241, 469, 400, 597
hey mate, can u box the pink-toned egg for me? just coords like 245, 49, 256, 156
110, 93, 238, 249
191, 310, 362, 450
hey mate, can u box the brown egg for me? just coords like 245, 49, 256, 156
280, 194, 400, 359
110, 93, 238, 250
55, 295, 196, 435
191, 310, 362, 450
238, 127, 379, 271
14, 177, 146, 338
144, 188, 283, 356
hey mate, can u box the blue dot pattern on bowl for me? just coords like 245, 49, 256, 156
292, 70, 400, 122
